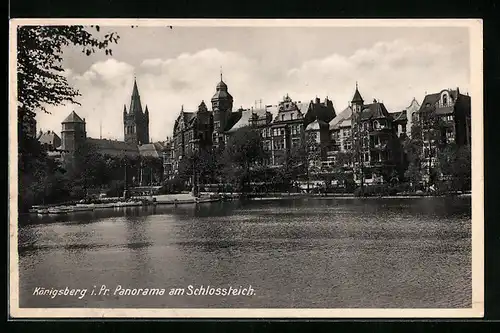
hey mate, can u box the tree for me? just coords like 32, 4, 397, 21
17, 25, 119, 117
17, 25, 121, 210
402, 121, 424, 187
331, 151, 354, 189
63, 142, 108, 197
436, 143, 471, 192
221, 126, 269, 192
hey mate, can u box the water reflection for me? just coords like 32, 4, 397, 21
18, 197, 471, 308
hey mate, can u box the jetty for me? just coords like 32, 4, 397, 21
30, 193, 222, 216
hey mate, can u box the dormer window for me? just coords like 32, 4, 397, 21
443, 94, 448, 106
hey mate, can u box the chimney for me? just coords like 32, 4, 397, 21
315, 97, 320, 104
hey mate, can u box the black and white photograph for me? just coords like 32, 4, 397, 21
9, 19, 483, 318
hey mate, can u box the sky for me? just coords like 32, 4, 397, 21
35, 25, 471, 142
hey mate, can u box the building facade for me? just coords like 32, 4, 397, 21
163, 77, 470, 189
416, 88, 472, 182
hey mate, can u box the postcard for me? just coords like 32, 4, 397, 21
9, 18, 483, 318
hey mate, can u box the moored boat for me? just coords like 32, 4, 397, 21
37, 209, 49, 215
48, 207, 69, 215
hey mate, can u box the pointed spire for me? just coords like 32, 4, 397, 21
129, 77, 143, 114
351, 82, 364, 104
220, 66, 223, 82
132, 77, 140, 98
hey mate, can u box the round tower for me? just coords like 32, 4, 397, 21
61, 110, 86, 153
211, 71, 233, 132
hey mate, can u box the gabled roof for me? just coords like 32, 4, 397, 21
329, 106, 353, 130
138, 142, 164, 158
419, 89, 461, 110
305, 119, 328, 131
296, 102, 311, 115
391, 110, 407, 122
62, 111, 85, 123
87, 138, 139, 157
223, 110, 243, 132
38, 131, 61, 147
226, 109, 253, 133
419, 88, 470, 115
360, 103, 391, 120
311, 100, 336, 123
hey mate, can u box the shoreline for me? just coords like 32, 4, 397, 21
25, 192, 471, 216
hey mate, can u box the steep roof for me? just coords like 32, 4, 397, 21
296, 102, 311, 115
87, 138, 139, 157
419, 89, 470, 116
391, 110, 407, 122
305, 119, 328, 131
226, 109, 253, 133
223, 110, 243, 132
329, 106, 353, 130
62, 111, 85, 123
360, 103, 391, 120
311, 100, 336, 123
351, 88, 364, 103
138, 142, 164, 158
38, 131, 61, 148
129, 79, 143, 114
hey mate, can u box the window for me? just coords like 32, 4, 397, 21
291, 113, 294, 120
281, 114, 285, 121
442, 94, 448, 106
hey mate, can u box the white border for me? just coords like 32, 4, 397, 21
8, 18, 484, 319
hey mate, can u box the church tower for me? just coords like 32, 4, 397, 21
123, 78, 150, 144
61, 110, 87, 154
211, 71, 233, 133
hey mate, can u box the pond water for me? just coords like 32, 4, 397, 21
17, 196, 471, 308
